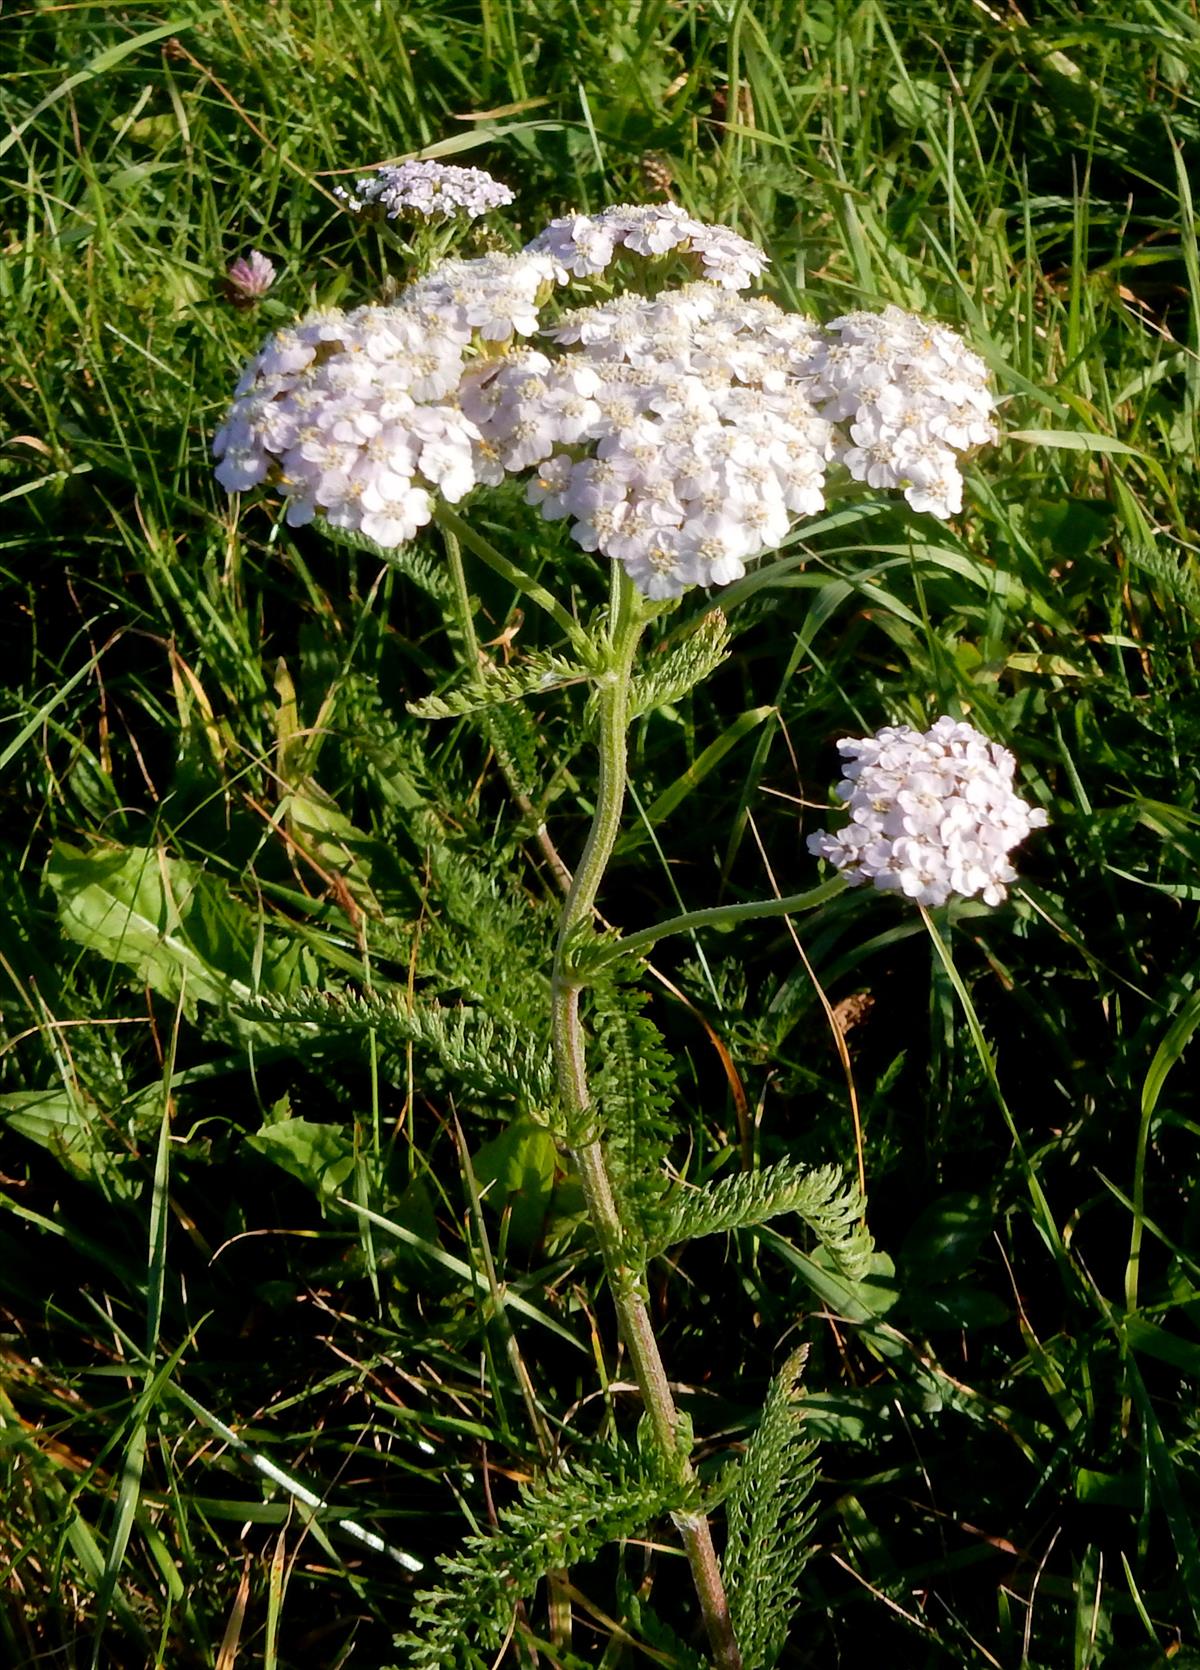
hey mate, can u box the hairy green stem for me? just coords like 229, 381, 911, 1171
550, 568, 742, 1670
441, 520, 483, 671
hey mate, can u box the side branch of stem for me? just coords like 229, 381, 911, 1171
584, 876, 848, 975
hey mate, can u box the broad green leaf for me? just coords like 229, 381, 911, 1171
280, 779, 384, 918
900, 1192, 993, 1282
471, 1116, 558, 1249
246, 1117, 357, 1203
0, 1088, 136, 1198
46, 842, 316, 1017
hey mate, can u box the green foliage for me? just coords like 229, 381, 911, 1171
399, 1444, 686, 1668
724, 1350, 819, 1670
250, 987, 556, 1111
320, 521, 456, 604
46, 841, 317, 1017
0, 1087, 138, 1199
245, 1115, 358, 1206
630, 609, 731, 718
1125, 542, 1200, 624
408, 650, 592, 718
650, 1159, 873, 1278
471, 1114, 559, 1249
409, 812, 558, 1018
587, 970, 677, 1239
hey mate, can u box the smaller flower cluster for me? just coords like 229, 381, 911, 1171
334, 158, 514, 221
525, 203, 768, 291
212, 252, 560, 545
807, 716, 1047, 907
401, 251, 555, 343
805, 306, 998, 519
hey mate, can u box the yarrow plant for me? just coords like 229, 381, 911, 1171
212, 177, 1045, 1669
807, 716, 1048, 907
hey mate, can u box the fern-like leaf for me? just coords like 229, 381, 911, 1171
408, 651, 590, 718
406, 810, 557, 1022
723, 1348, 819, 1670
317, 520, 453, 601
1126, 543, 1200, 623
246, 988, 555, 1110
629, 609, 730, 718
398, 1444, 685, 1668
649, 1160, 873, 1279
479, 699, 541, 799
588, 971, 677, 1238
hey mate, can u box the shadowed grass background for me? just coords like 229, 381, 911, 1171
3, 1, 1200, 1664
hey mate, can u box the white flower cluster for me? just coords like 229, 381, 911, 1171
525, 202, 768, 291
805, 306, 999, 520
459, 287, 832, 597
214, 201, 1001, 591
213, 302, 481, 544
334, 158, 514, 221
212, 252, 556, 542
807, 716, 1047, 907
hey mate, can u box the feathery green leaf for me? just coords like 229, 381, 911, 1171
246, 987, 556, 1111
399, 1443, 687, 1668
408, 650, 591, 718
724, 1348, 819, 1670
318, 519, 454, 602
629, 610, 731, 718
588, 971, 677, 1238
649, 1160, 873, 1279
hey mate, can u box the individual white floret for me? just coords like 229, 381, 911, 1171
807, 716, 1047, 907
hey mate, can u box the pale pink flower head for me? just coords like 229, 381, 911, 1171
226, 250, 277, 304
807, 716, 1048, 908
